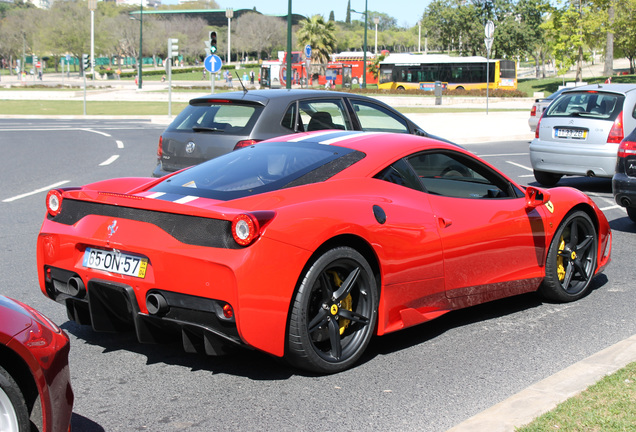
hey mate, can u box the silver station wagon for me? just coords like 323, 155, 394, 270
530, 84, 636, 186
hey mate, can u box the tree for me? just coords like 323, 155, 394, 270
613, 0, 636, 73
297, 15, 337, 74
346, 0, 351, 24
233, 12, 286, 60
329, 11, 335, 22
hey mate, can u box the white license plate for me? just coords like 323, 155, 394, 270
556, 128, 587, 139
83, 248, 148, 278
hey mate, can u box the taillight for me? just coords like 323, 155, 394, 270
535, 111, 545, 139
530, 106, 537, 117
46, 190, 63, 217
233, 139, 261, 150
607, 111, 624, 144
231, 211, 275, 246
157, 135, 163, 158
617, 138, 636, 158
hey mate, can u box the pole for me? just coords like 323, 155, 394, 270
286, 0, 292, 89
138, 1, 143, 89
362, 0, 368, 88
168, 57, 172, 117
90, 10, 94, 79
418, 21, 421, 53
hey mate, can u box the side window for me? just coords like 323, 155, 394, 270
281, 103, 300, 132
406, 151, 518, 199
374, 159, 424, 192
298, 100, 351, 132
350, 100, 410, 133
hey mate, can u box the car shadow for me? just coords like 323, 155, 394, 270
361, 274, 609, 365
609, 215, 636, 233
61, 273, 610, 380
61, 321, 292, 380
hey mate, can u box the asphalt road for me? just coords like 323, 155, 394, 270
0, 119, 634, 431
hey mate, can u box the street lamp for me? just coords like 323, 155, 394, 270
350, 0, 369, 88
226, 8, 233, 64
130, 2, 143, 89
88, 0, 96, 80
417, 21, 421, 53
373, 17, 379, 55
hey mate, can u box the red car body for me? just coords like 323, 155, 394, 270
0, 296, 73, 432
36, 132, 611, 373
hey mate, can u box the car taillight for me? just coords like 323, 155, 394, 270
233, 139, 261, 150
231, 211, 275, 246
535, 112, 544, 139
607, 111, 624, 144
617, 138, 636, 158
530, 106, 537, 117
46, 189, 64, 217
157, 135, 163, 158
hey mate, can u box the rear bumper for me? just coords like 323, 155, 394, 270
613, 172, 636, 208
530, 140, 618, 177
47, 275, 244, 355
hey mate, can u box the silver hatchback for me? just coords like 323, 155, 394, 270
530, 84, 636, 186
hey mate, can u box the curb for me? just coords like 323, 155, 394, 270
447, 334, 636, 431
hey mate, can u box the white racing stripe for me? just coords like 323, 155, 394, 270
2, 180, 70, 203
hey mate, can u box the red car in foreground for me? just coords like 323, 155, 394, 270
37, 131, 611, 373
0, 296, 73, 432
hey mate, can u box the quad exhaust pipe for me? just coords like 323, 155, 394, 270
146, 292, 169, 315
66, 276, 85, 297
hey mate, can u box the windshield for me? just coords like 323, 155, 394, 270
545, 91, 624, 121
150, 142, 364, 201
166, 101, 263, 135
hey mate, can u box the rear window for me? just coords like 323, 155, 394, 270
150, 142, 364, 200
166, 102, 263, 135
545, 91, 624, 121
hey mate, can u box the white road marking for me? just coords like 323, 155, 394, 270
600, 205, 622, 211
81, 128, 112, 137
116, 140, 124, 149
506, 161, 534, 171
99, 155, 120, 166
2, 180, 70, 203
478, 153, 529, 157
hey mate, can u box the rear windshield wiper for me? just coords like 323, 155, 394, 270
192, 126, 225, 132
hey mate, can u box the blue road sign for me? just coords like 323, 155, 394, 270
304, 44, 312, 58
204, 54, 223, 73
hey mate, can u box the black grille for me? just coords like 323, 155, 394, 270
49, 199, 238, 249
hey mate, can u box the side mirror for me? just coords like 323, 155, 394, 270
525, 186, 551, 208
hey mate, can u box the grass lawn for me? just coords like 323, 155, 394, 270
517, 362, 636, 431
0, 100, 189, 116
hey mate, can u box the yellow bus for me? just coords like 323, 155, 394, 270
378, 53, 517, 91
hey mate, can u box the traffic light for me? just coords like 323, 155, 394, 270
168, 38, 179, 58
82, 54, 90, 70
209, 31, 217, 53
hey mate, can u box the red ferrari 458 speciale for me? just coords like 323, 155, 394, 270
37, 131, 611, 373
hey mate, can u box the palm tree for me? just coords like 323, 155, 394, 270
297, 15, 337, 75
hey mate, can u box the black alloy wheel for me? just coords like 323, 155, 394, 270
540, 211, 598, 302
287, 247, 378, 374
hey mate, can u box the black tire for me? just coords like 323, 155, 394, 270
287, 247, 378, 374
0, 365, 30, 432
539, 211, 597, 302
627, 207, 636, 223
533, 170, 563, 187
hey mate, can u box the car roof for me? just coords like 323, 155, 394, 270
562, 83, 636, 95
189, 89, 374, 105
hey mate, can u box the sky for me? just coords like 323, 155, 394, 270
167, 1, 430, 29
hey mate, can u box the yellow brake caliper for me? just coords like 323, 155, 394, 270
328, 271, 353, 335
557, 237, 566, 281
